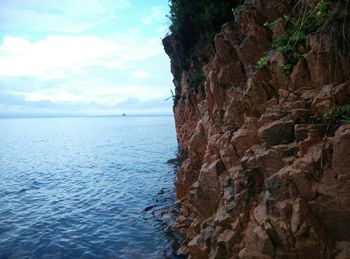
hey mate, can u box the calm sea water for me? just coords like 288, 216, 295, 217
0, 116, 179, 259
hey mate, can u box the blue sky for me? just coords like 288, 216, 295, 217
0, 0, 174, 116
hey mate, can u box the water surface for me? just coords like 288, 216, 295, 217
0, 116, 178, 258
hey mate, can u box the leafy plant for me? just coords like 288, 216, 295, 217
269, 0, 334, 64
264, 17, 284, 29
233, 4, 247, 13
319, 105, 350, 133
283, 63, 293, 75
256, 55, 268, 70
168, 0, 242, 68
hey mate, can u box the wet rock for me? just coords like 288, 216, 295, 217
188, 234, 210, 259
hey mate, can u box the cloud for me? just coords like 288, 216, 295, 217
0, 0, 131, 34
0, 0, 174, 115
7, 78, 169, 105
132, 70, 149, 79
141, 6, 167, 25
0, 35, 163, 79
0, 91, 173, 116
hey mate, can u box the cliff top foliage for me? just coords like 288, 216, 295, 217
168, 0, 241, 68
258, 0, 350, 75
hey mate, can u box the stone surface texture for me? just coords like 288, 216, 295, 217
163, 1, 350, 258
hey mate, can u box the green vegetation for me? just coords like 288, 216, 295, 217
321, 105, 350, 133
168, 0, 241, 68
233, 3, 247, 13
271, 0, 333, 55
283, 63, 293, 75
261, 0, 338, 72
264, 17, 284, 29
256, 55, 268, 70
187, 72, 206, 88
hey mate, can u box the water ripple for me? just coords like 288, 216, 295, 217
0, 116, 179, 258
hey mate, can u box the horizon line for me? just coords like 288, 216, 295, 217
0, 114, 174, 119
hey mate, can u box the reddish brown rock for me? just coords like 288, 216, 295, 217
164, 1, 350, 258
258, 120, 295, 147
266, 50, 288, 89
192, 162, 222, 217
334, 81, 350, 105
290, 58, 311, 91
333, 125, 350, 174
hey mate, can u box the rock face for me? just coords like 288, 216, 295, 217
164, 1, 350, 258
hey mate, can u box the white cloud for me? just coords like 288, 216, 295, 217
0, 35, 163, 79
141, 6, 167, 25
0, 0, 131, 33
9, 79, 169, 106
132, 70, 149, 79
0, 0, 174, 115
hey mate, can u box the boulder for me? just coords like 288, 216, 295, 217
259, 120, 295, 146
333, 125, 350, 174
289, 58, 311, 91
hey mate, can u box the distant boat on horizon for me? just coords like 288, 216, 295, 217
122, 113, 126, 116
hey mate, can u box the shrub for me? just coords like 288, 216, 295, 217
316, 105, 350, 134
283, 63, 293, 75
256, 55, 268, 70
233, 4, 247, 13
270, 0, 334, 57
168, 0, 242, 68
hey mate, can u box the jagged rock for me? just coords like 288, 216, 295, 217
335, 241, 350, 259
298, 128, 322, 155
214, 34, 236, 65
192, 162, 222, 217
267, 50, 288, 89
333, 125, 350, 174
164, 0, 350, 258
204, 59, 226, 114
218, 137, 240, 169
265, 172, 289, 201
304, 52, 331, 89
213, 229, 235, 258
290, 58, 311, 91
258, 120, 295, 147
241, 222, 275, 258
291, 198, 308, 233
294, 124, 325, 142
218, 61, 245, 88
231, 128, 259, 157
334, 81, 350, 104
188, 234, 210, 259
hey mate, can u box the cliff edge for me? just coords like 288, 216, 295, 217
164, 0, 350, 258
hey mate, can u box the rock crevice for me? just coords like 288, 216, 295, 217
164, 1, 350, 258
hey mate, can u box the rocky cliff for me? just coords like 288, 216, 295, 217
163, 0, 350, 258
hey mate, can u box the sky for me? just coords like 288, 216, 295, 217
0, 0, 174, 116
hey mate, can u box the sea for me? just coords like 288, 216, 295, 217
0, 116, 181, 259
